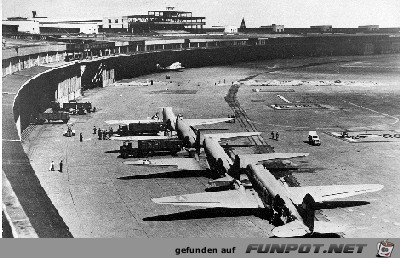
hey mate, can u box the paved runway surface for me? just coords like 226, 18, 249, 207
23, 54, 400, 237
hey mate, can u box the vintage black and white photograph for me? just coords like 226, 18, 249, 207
2, 0, 400, 239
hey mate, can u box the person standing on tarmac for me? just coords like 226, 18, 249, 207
49, 161, 55, 171
271, 131, 275, 140
80, 132, 83, 142
93, 126, 97, 134
108, 128, 113, 139
98, 128, 102, 140
59, 160, 63, 172
275, 131, 279, 141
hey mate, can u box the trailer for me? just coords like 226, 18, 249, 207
117, 122, 166, 136
36, 111, 70, 124
62, 101, 92, 114
120, 139, 183, 159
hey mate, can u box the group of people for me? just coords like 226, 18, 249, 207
271, 131, 280, 140
93, 126, 113, 140
49, 160, 63, 172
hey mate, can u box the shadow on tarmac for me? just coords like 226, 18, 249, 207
143, 208, 269, 222
117, 170, 212, 180
105, 150, 120, 153
271, 232, 342, 238
316, 201, 370, 209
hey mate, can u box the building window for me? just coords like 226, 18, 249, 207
108, 19, 111, 23
115, 19, 118, 23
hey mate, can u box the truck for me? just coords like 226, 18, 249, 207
117, 122, 166, 136
62, 101, 92, 114
120, 139, 183, 159
36, 111, 70, 124
308, 131, 321, 146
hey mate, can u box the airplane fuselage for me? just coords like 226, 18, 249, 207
203, 136, 233, 176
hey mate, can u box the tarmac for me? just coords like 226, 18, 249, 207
22, 54, 400, 237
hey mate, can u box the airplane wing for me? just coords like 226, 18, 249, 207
288, 184, 384, 204
124, 158, 202, 171
313, 221, 347, 234
272, 220, 310, 238
110, 135, 170, 141
272, 219, 347, 237
152, 188, 264, 208
204, 132, 262, 142
240, 153, 309, 167
105, 119, 157, 125
207, 175, 235, 188
185, 118, 234, 127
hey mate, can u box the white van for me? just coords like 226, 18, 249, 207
308, 131, 321, 146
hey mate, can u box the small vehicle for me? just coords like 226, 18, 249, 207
63, 125, 76, 137
308, 131, 321, 146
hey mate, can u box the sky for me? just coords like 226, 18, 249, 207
2, 0, 400, 28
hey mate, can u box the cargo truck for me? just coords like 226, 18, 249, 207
308, 131, 321, 146
62, 101, 92, 114
117, 122, 166, 136
120, 139, 183, 159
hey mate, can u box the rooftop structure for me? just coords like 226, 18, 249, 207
310, 25, 333, 32
103, 7, 205, 34
358, 25, 379, 31
240, 18, 246, 29
260, 24, 284, 32
2, 17, 40, 34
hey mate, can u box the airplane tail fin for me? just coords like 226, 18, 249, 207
272, 194, 316, 238
300, 193, 316, 232
162, 107, 176, 131
195, 129, 201, 155
229, 154, 241, 180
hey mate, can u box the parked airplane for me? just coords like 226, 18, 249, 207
126, 132, 309, 187
156, 62, 185, 71
148, 133, 383, 237
152, 163, 383, 237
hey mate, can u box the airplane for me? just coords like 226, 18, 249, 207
148, 133, 383, 237
126, 131, 309, 188
156, 62, 185, 71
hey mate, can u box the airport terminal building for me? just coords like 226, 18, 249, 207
102, 7, 205, 33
